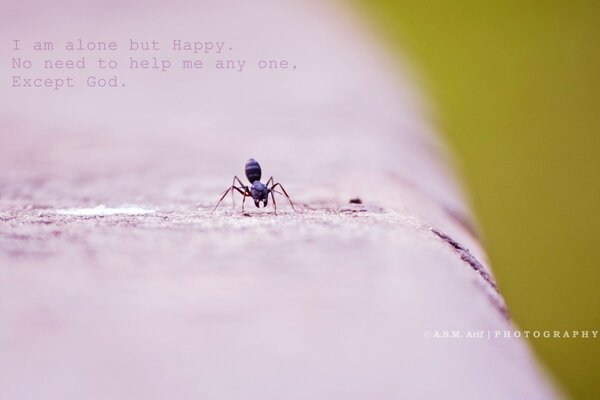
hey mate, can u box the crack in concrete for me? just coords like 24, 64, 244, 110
430, 228, 510, 319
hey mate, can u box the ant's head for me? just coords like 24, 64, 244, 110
250, 181, 270, 208
245, 159, 262, 183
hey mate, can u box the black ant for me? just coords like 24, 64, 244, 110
213, 159, 297, 214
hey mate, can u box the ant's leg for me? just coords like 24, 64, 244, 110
270, 182, 297, 211
270, 190, 278, 214
233, 176, 246, 187
214, 187, 233, 212
230, 177, 236, 207
272, 189, 300, 209
213, 185, 246, 212
265, 177, 278, 214
230, 176, 246, 207
242, 186, 252, 213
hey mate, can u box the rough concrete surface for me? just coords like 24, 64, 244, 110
0, 0, 559, 399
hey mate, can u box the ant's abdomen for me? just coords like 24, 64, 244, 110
245, 159, 262, 183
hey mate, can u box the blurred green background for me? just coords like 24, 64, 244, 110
352, 0, 600, 398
